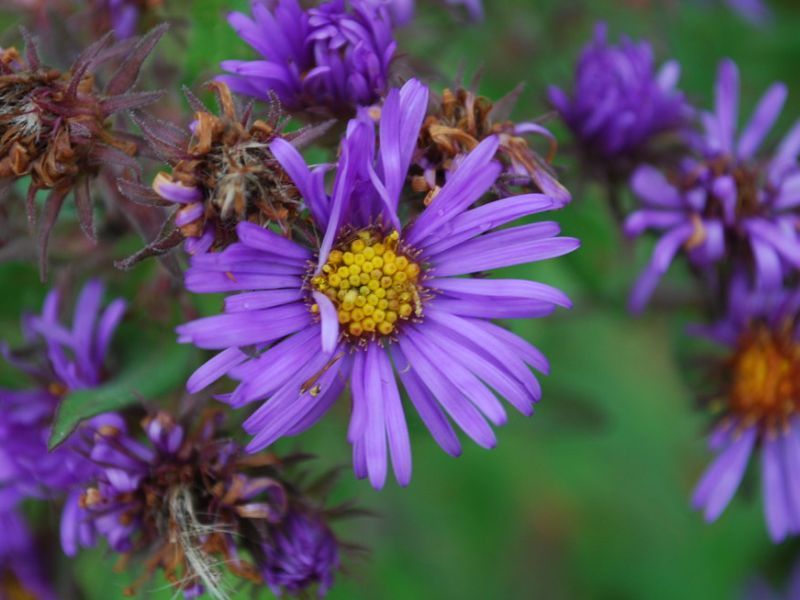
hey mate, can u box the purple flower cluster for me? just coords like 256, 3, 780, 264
220, 0, 396, 118
549, 23, 692, 178
0, 280, 126, 500
178, 79, 578, 489
626, 60, 800, 311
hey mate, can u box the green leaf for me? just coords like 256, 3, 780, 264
48, 325, 199, 450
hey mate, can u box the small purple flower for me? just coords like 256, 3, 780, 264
62, 411, 341, 598
690, 284, 800, 542
0, 280, 126, 499
625, 59, 800, 312
0, 507, 56, 600
262, 509, 340, 597
548, 23, 691, 178
220, 0, 396, 119
179, 79, 579, 489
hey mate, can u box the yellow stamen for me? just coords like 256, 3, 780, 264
311, 230, 423, 339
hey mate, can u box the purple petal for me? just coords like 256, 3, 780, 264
737, 83, 787, 160
312, 291, 340, 354
692, 426, 756, 522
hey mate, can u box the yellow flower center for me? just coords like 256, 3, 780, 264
310, 230, 423, 339
729, 324, 800, 426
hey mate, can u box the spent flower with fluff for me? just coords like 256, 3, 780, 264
178, 79, 579, 489
0, 280, 126, 500
117, 82, 308, 268
691, 282, 800, 542
219, 0, 396, 119
0, 26, 166, 275
548, 23, 691, 181
61, 411, 342, 599
625, 59, 800, 312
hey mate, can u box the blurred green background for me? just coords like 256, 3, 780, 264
5, 0, 800, 598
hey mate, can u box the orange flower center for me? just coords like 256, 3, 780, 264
729, 324, 800, 426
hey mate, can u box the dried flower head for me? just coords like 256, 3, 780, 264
61, 411, 343, 599
117, 82, 307, 268
0, 25, 166, 276
413, 84, 570, 203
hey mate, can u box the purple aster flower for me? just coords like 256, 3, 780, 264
62, 411, 343, 598
261, 508, 340, 596
0, 280, 126, 499
690, 284, 800, 542
625, 59, 800, 312
178, 78, 579, 489
548, 23, 691, 179
0, 507, 56, 600
219, 0, 396, 119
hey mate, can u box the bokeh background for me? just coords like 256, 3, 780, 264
4, 0, 800, 598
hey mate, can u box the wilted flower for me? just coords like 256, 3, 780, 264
178, 79, 578, 489
0, 280, 126, 499
548, 23, 691, 180
625, 59, 800, 312
691, 284, 800, 542
117, 82, 306, 268
0, 507, 56, 600
413, 84, 570, 203
0, 26, 165, 275
219, 0, 396, 119
61, 411, 342, 599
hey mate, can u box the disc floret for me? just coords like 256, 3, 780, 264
310, 229, 424, 339
727, 322, 800, 429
